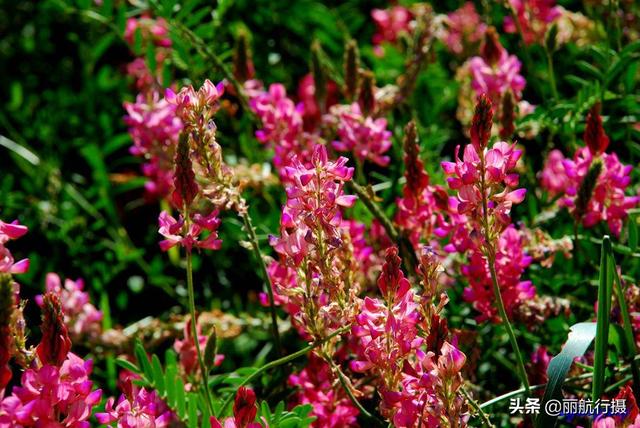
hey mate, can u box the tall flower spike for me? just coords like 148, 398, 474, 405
36, 292, 72, 367
584, 103, 610, 156
470, 94, 494, 151
172, 133, 199, 208
500, 90, 516, 139
343, 39, 360, 101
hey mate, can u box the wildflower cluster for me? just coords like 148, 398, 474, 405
540, 105, 639, 236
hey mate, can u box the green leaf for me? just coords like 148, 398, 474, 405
592, 236, 614, 401
151, 354, 165, 395
537, 322, 597, 428
115, 358, 141, 374
609, 248, 640, 398
187, 394, 198, 428
628, 215, 638, 251
134, 341, 154, 381
176, 378, 187, 417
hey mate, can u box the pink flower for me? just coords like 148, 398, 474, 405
462, 225, 536, 322
96, 387, 174, 428
289, 355, 359, 428
297, 73, 339, 131
158, 209, 222, 252
36, 274, 102, 341
352, 248, 421, 378
330, 103, 392, 167
441, 2, 487, 56
0, 219, 29, 274
271, 145, 355, 264
371, 6, 413, 55
165, 79, 225, 125
124, 16, 171, 48
248, 83, 317, 175
542, 147, 639, 236
1, 353, 102, 427
124, 91, 182, 200
468, 50, 526, 108
539, 149, 570, 196
504, 0, 562, 45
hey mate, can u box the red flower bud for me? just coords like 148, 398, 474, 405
470, 94, 494, 151
233, 386, 257, 428
36, 292, 71, 367
480, 27, 503, 66
172, 133, 199, 208
584, 103, 609, 156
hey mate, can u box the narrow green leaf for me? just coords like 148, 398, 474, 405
187, 394, 198, 428
165, 364, 177, 406
628, 215, 638, 251
134, 341, 154, 381
609, 249, 640, 401
115, 358, 141, 374
593, 236, 614, 401
151, 355, 165, 395
176, 378, 187, 417
537, 322, 597, 428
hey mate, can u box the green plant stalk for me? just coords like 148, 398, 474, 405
461, 386, 495, 428
241, 210, 282, 356
185, 250, 214, 415
545, 49, 559, 101
478, 151, 531, 396
608, 251, 640, 402
327, 356, 385, 426
592, 236, 613, 401
217, 325, 351, 417
505, 1, 534, 78
487, 255, 531, 395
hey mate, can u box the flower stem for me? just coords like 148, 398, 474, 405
545, 49, 559, 101
460, 386, 495, 428
217, 325, 351, 417
240, 210, 282, 356
487, 253, 531, 395
185, 250, 214, 415
478, 149, 530, 396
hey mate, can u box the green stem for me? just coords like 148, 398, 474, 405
546, 50, 559, 101
479, 150, 530, 396
217, 325, 351, 417
460, 386, 495, 428
240, 210, 282, 356
185, 250, 214, 415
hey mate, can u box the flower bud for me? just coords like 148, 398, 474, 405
233, 29, 255, 83
310, 40, 327, 114
233, 386, 257, 428
480, 26, 503, 66
358, 69, 376, 116
36, 292, 71, 367
574, 158, 603, 221
172, 132, 199, 209
343, 39, 360, 102
470, 94, 494, 151
403, 121, 429, 191
203, 327, 218, 371
499, 90, 516, 139
545, 22, 559, 53
584, 103, 609, 156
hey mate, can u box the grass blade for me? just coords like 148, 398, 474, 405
608, 248, 640, 402
592, 236, 614, 401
